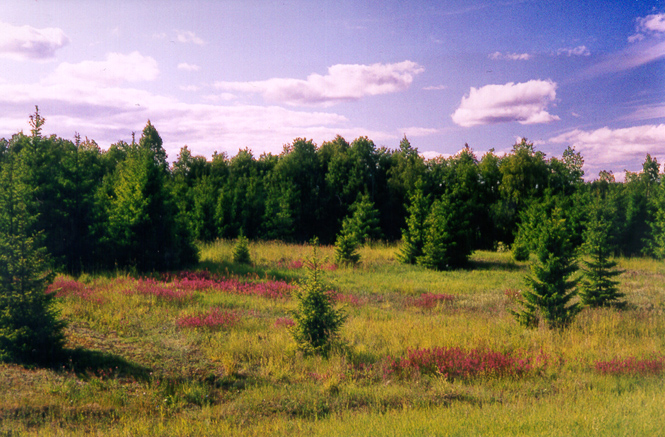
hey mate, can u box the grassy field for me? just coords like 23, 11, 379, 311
2, 241, 664, 436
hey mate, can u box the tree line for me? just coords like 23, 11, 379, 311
2, 109, 665, 275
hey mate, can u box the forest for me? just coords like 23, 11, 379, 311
1, 109, 665, 275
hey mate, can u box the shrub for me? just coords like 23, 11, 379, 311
385, 346, 549, 381
176, 307, 240, 330
290, 241, 346, 357
594, 355, 665, 376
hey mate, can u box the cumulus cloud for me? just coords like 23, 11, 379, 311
549, 124, 665, 171
630, 12, 665, 42
451, 79, 560, 127
215, 61, 424, 106
50, 52, 159, 86
178, 62, 200, 71
175, 30, 205, 45
488, 51, 531, 61
556, 45, 590, 56
0, 22, 69, 61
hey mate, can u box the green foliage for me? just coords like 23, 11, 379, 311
579, 196, 625, 308
511, 207, 581, 329
232, 233, 251, 265
290, 241, 346, 356
418, 195, 473, 270
0, 146, 65, 364
648, 181, 665, 259
99, 122, 198, 271
346, 192, 383, 244
334, 229, 361, 266
398, 180, 430, 264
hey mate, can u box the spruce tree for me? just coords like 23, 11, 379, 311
511, 207, 581, 329
232, 232, 251, 264
418, 195, 473, 270
0, 148, 65, 364
290, 240, 346, 357
579, 197, 624, 308
398, 181, 429, 264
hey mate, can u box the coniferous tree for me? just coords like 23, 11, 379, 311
0, 147, 65, 364
579, 196, 624, 308
290, 240, 346, 357
232, 232, 251, 264
418, 195, 473, 270
398, 180, 430, 264
511, 207, 581, 329
648, 181, 665, 259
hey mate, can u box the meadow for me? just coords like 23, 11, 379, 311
2, 241, 664, 436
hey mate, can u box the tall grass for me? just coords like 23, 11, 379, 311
2, 240, 664, 435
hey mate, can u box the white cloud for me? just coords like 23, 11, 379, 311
420, 151, 450, 160
451, 79, 560, 127
549, 124, 665, 169
630, 12, 665, 41
178, 62, 200, 72
423, 85, 448, 90
0, 75, 397, 160
175, 30, 205, 45
180, 85, 200, 92
556, 45, 590, 56
215, 61, 424, 106
50, 52, 159, 86
400, 127, 439, 137
202, 93, 237, 102
0, 22, 69, 61
488, 51, 531, 61
582, 39, 665, 78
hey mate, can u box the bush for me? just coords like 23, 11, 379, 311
290, 240, 346, 357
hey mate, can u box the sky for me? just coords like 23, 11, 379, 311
1, 0, 664, 179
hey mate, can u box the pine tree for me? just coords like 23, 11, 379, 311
418, 195, 473, 270
398, 181, 429, 264
232, 232, 251, 264
290, 240, 346, 357
511, 207, 581, 329
579, 196, 624, 308
0, 148, 65, 364
346, 192, 382, 244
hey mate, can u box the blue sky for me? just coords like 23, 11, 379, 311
1, 0, 664, 179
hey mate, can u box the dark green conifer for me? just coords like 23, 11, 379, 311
511, 207, 581, 329
232, 232, 251, 264
0, 147, 65, 364
579, 197, 624, 308
398, 180, 429, 264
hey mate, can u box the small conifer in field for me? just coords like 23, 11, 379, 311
398, 181, 429, 264
418, 195, 473, 270
290, 239, 346, 357
579, 196, 624, 308
232, 232, 251, 264
511, 207, 581, 329
334, 230, 360, 265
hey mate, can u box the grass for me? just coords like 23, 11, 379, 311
1, 240, 664, 435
